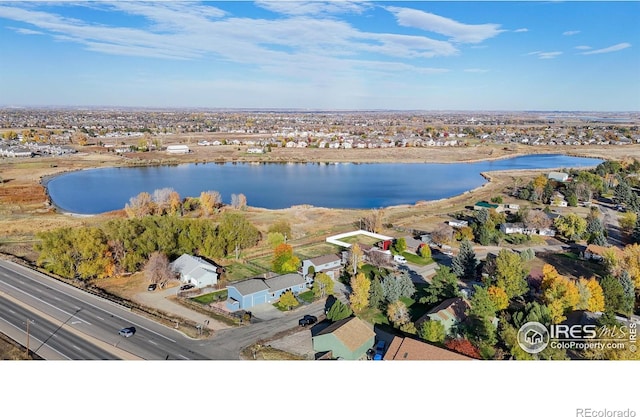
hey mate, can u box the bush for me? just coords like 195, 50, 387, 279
491, 196, 504, 204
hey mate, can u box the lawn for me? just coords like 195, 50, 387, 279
401, 251, 434, 266
298, 290, 315, 303
225, 260, 269, 281
533, 251, 607, 280
191, 289, 228, 304
293, 242, 340, 259
338, 234, 382, 247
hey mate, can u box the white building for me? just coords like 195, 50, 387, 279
166, 144, 190, 154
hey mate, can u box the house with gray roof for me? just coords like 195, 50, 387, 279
171, 254, 222, 289
226, 273, 307, 311
301, 254, 342, 280
312, 316, 375, 360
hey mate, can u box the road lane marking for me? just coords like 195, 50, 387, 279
148, 340, 158, 346
0, 315, 71, 360
0, 262, 177, 343
178, 354, 189, 360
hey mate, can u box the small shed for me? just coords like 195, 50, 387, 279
548, 172, 569, 182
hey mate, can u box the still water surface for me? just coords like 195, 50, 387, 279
46, 154, 603, 214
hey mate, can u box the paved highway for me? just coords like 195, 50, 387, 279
0, 260, 209, 360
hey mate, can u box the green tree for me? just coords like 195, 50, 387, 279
393, 238, 407, 254
619, 271, 636, 317
451, 239, 478, 280
493, 249, 529, 299
381, 272, 416, 304
312, 272, 334, 299
419, 266, 460, 305
278, 290, 298, 310
418, 320, 446, 343
600, 275, 627, 320
618, 211, 637, 235
419, 244, 432, 259
586, 217, 607, 246
272, 243, 300, 274
266, 232, 285, 248
326, 299, 353, 322
369, 276, 385, 309
554, 213, 587, 242
218, 212, 261, 258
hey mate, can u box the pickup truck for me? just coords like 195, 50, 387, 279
393, 255, 407, 264
298, 315, 318, 327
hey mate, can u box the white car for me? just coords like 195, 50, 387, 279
393, 255, 407, 264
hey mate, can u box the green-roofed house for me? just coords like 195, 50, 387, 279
312, 316, 375, 360
416, 297, 471, 336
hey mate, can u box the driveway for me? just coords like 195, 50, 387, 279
133, 286, 231, 331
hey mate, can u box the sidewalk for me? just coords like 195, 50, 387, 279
133, 287, 231, 332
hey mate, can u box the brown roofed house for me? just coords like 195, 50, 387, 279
383, 335, 473, 360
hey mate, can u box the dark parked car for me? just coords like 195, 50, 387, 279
118, 327, 136, 337
147, 283, 157, 291
298, 315, 317, 327
179, 284, 195, 291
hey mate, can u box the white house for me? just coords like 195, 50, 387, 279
171, 254, 222, 288
166, 144, 190, 154
301, 254, 342, 281
447, 220, 469, 229
500, 223, 526, 234
548, 172, 569, 182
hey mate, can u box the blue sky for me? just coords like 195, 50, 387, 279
0, 1, 638, 111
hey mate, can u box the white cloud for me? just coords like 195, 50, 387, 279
386, 6, 504, 44
527, 51, 562, 59
0, 3, 457, 82
580, 42, 631, 55
575, 45, 592, 50
11, 27, 44, 35
514, 28, 529, 33
563, 30, 580, 36
464, 68, 489, 73
255, 1, 370, 16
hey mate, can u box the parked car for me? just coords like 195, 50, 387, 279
298, 315, 318, 327
147, 283, 157, 291
393, 255, 407, 264
179, 284, 195, 291
373, 340, 386, 360
118, 327, 136, 337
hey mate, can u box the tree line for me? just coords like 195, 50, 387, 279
34, 213, 260, 281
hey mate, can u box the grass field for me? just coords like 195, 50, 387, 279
337, 234, 382, 247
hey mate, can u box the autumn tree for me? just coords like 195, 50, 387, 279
524, 209, 552, 231
554, 213, 587, 242
144, 252, 175, 288
618, 211, 637, 235
268, 220, 292, 240
326, 299, 352, 322
451, 239, 478, 280
124, 192, 154, 218
576, 276, 606, 313
151, 187, 174, 215
349, 272, 371, 313
487, 286, 509, 311
272, 243, 300, 274
418, 320, 446, 343
540, 264, 579, 323
168, 190, 182, 215
200, 190, 222, 216
362, 208, 384, 233
621, 244, 640, 289
419, 244, 432, 260
431, 223, 454, 246
420, 266, 460, 305
312, 272, 334, 299
346, 243, 364, 277
444, 338, 481, 359
386, 300, 410, 327
231, 193, 247, 210
278, 290, 298, 310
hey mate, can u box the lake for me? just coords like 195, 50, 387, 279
46, 154, 603, 214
